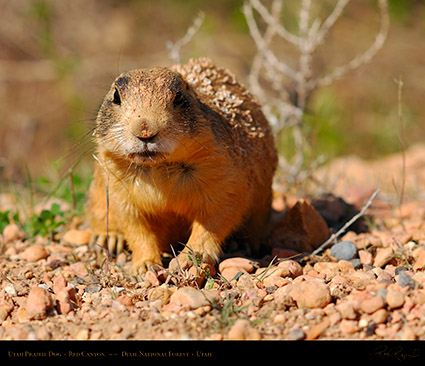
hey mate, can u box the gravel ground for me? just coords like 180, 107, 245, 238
1, 147, 425, 361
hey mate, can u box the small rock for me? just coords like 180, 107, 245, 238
236, 273, 255, 291
287, 280, 331, 309
68, 262, 89, 278
397, 272, 416, 289
56, 287, 78, 315
400, 326, 417, 340
359, 250, 373, 265
386, 289, 405, 309
273, 314, 286, 325
359, 295, 385, 314
147, 286, 172, 305
76, 329, 89, 340
218, 257, 255, 273
227, 319, 261, 340
305, 318, 330, 340
372, 309, 388, 324
4, 285, 17, 297
288, 327, 306, 340
336, 301, 358, 320
53, 275, 68, 294
339, 320, 358, 335
331, 241, 357, 261
144, 270, 160, 287
3, 224, 25, 242
220, 266, 248, 283
62, 229, 91, 245
373, 247, 394, 268
20, 245, 48, 262
26, 286, 54, 320
169, 287, 209, 309
278, 260, 303, 278
271, 200, 329, 252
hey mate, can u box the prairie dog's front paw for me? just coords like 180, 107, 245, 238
89, 231, 125, 255
131, 254, 163, 275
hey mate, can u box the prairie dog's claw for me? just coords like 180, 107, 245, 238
89, 232, 125, 256
132, 260, 161, 275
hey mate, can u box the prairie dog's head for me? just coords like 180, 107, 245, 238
95, 68, 204, 166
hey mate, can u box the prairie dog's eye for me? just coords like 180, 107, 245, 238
173, 90, 187, 108
112, 88, 121, 105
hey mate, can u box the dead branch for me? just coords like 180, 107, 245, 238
311, 188, 380, 256
243, 0, 389, 183
166, 11, 205, 64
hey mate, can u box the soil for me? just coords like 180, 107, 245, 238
1, 145, 425, 349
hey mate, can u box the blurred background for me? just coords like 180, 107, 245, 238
0, 0, 423, 194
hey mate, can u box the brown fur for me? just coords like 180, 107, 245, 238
87, 57, 278, 273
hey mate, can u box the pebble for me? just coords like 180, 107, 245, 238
305, 318, 330, 340
20, 245, 48, 262
26, 286, 54, 320
68, 262, 89, 278
288, 326, 306, 340
53, 275, 68, 294
62, 229, 91, 245
147, 286, 172, 305
169, 287, 209, 309
56, 287, 78, 314
277, 260, 303, 278
227, 319, 261, 340
358, 250, 373, 265
386, 289, 405, 309
373, 247, 394, 268
287, 280, 331, 309
372, 309, 388, 324
220, 266, 247, 283
397, 272, 416, 289
218, 257, 255, 273
2, 224, 25, 242
331, 241, 358, 261
336, 301, 358, 320
359, 295, 385, 314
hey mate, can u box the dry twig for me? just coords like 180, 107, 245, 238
311, 188, 380, 256
243, 0, 390, 183
166, 11, 205, 64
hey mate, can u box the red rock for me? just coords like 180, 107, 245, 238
169, 287, 209, 309
287, 280, 331, 309
20, 245, 48, 262
271, 200, 329, 252
373, 247, 394, 268
359, 295, 385, 314
220, 266, 248, 283
386, 289, 405, 309
278, 260, 303, 278
26, 286, 54, 320
3, 224, 25, 242
305, 318, 330, 340
227, 319, 261, 340
339, 320, 358, 335
144, 270, 160, 287
63, 229, 91, 245
53, 275, 68, 294
359, 250, 373, 265
68, 262, 89, 278
336, 301, 359, 320
56, 287, 77, 314
218, 257, 255, 273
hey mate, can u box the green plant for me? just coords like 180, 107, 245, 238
22, 203, 66, 240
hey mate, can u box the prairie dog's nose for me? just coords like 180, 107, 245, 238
131, 119, 158, 142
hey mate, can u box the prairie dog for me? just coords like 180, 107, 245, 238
87, 57, 278, 273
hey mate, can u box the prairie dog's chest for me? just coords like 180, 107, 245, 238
113, 162, 206, 215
